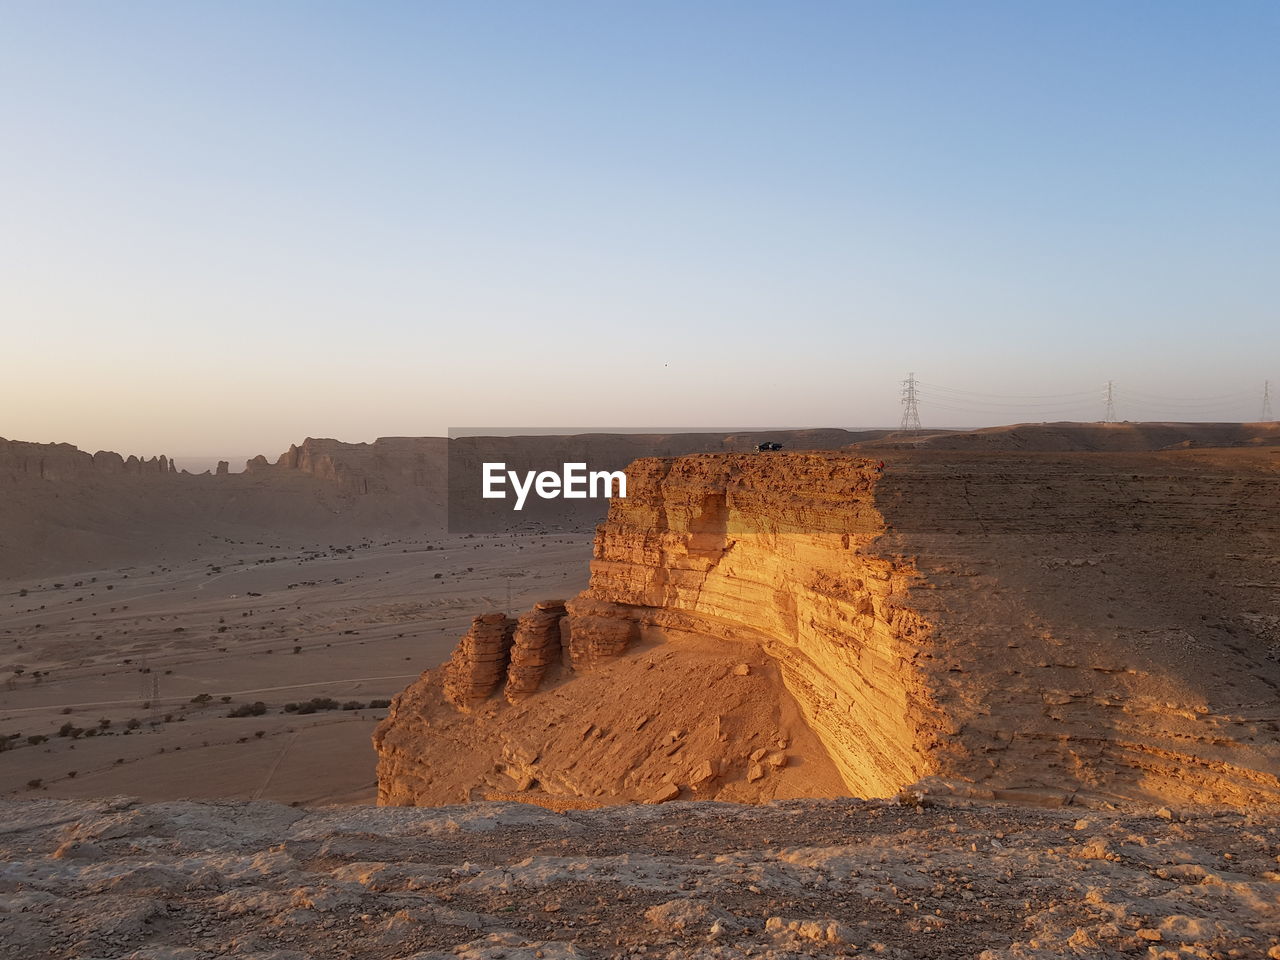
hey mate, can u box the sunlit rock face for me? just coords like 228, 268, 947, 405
377, 450, 1280, 809
570, 454, 938, 799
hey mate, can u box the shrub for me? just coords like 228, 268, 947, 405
293, 696, 341, 715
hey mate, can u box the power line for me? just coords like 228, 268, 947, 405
916, 381, 1096, 401
897, 376, 1276, 426
914, 392, 1096, 412
1123, 389, 1253, 403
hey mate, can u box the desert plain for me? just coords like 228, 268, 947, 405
1, 424, 1278, 960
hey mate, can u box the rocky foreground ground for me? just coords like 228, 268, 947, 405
1, 796, 1277, 960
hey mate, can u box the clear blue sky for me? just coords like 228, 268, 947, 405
2, 1, 1277, 459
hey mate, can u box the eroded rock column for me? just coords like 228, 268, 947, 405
505, 600, 567, 702
443, 613, 515, 710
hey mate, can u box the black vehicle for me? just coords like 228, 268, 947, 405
756, 441, 784, 452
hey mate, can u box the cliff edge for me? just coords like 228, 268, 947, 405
375, 449, 1280, 809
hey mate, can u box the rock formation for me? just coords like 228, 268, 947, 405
505, 600, 567, 702
376, 449, 1280, 810
0, 438, 176, 481
7, 795, 1277, 960
561, 595, 639, 671
442, 613, 516, 710
0, 436, 452, 577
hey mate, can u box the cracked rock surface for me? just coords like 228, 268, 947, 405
2, 795, 1278, 960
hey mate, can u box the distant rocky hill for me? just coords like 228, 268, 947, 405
0, 431, 881, 578
4, 423, 1279, 580
852, 420, 1280, 452
0, 436, 450, 578
0, 437, 179, 479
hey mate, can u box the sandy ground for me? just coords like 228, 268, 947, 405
0, 533, 591, 804
1, 794, 1277, 960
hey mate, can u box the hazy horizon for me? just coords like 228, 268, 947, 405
4, 1, 1277, 456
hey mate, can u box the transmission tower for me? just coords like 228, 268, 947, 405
900, 373, 921, 432
1103, 381, 1117, 423
1264, 380, 1274, 422
139, 661, 159, 719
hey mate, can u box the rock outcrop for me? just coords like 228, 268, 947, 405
0, 436, 452, 577
505, 600, 568, 702
0, 438, 176, 482
7, 796, 1277, 960
243, 436, 449, 497
443, 613, 516, 710
376, 449, 1280, 810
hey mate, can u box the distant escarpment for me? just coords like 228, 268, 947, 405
0, 430, 881, 579
849, 420, 1280, 452
0, 436, 449, 578
243, 436, 448, 497
377, 449, 1280, 809
0, 437, 178, 481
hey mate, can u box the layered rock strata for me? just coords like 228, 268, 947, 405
442, 613, 516, 710
505, 600, 567, 702
377, 450, 1280, 809
0, 438, 178, 480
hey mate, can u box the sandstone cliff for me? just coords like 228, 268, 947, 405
0, 431, 888, 579
0, 436, 450, 578
376, 449, 1280, 809
0, 438, 178, 481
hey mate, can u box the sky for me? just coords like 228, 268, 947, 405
2, 0, 1277, 460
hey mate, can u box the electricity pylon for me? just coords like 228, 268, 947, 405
900, 373, 921, 432
1103, 381, 1117, 423
1264, 381, 1274, 422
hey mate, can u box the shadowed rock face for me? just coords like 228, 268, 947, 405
506, 600, 567, 702
0, 438, 176, 480
443, 613, 517, 710
0, 436, 451, 577
377, 450, 1280, 809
